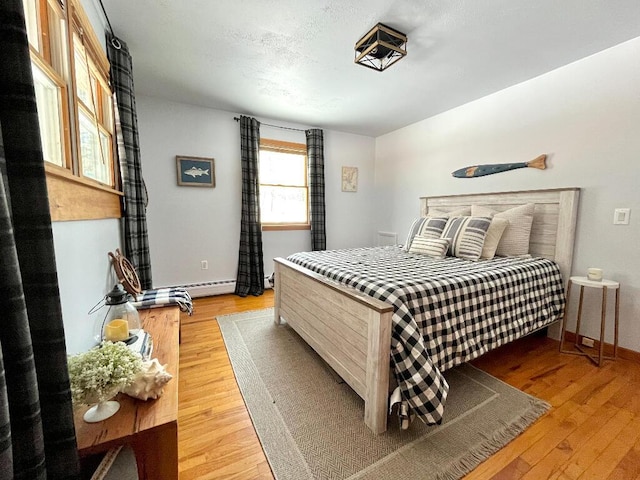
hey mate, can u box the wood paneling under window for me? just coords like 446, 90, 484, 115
46, 167, 122, 221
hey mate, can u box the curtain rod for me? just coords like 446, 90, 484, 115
233, 116, 306, 132
98, 0, 122, 49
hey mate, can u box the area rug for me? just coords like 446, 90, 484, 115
217, 308, 550, 480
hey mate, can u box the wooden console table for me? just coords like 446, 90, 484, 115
74, 306, 180, 480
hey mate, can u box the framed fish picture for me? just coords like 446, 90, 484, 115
176, 156, 215, 187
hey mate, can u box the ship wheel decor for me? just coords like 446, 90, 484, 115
108, 249, 142, 296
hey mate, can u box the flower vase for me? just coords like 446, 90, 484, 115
83, 399, 121, 423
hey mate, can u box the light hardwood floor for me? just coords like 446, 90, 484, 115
178, 292, 640, 480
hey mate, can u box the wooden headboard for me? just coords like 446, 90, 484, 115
420, 188, 580, 283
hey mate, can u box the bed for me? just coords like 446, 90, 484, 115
273, 188, 580, 434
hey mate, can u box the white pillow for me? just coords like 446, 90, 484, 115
471, 203, 535, 256
481, 217, 509, 259
408, 237, 450, 259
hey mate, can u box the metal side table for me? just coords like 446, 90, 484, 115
559, 276, 620, 366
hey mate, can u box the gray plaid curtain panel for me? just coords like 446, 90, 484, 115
0, 1, 80, 477
235, 116, 265, 297
107, 33, 153, 290
306, 129, 326, 251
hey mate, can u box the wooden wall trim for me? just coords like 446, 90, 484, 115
46, 172, 122, 221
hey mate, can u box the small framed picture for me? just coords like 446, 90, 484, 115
176, 156, 215, 187
341, 166, 358, 192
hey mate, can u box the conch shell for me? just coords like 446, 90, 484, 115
123, 358, 173, 401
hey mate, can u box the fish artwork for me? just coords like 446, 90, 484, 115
184, 167, 210, 178
451, 154, 547, 178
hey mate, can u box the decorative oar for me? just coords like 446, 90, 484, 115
451, 154, 547, 178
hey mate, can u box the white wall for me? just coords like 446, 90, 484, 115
53, 219, 122, 354
136, 96, 376, 288
375, 37, 640, 352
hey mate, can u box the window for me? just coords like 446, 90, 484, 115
32, 62, 66, 167
259, 139, 310, 230
24, 0, 71, 169
72, 29, 114, 185
21, 0, 122, 221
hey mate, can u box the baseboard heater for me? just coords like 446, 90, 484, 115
174, 276, 272, 298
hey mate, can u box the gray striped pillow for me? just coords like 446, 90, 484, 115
441, 216, 492, 261
409, 237, 450, 258
404, 216, 449, 251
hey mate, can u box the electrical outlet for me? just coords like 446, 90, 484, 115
581, 337, 595, 348
201, 260, 208, 270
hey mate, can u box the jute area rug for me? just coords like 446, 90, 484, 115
218, 308, 550, 480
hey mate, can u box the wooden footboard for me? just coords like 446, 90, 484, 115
273, 257, 393, 434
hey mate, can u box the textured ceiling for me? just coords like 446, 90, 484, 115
101, 0, 640, 137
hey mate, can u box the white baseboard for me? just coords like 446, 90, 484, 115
173, 277, 272, 298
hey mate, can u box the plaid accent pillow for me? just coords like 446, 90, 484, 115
441, 216, 492, 261
404, 216, 449, 251
409, 237, 450, 258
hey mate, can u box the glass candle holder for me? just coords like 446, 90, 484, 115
92, 284, 141, 345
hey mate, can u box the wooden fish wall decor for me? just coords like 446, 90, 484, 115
452, 154, 547, 178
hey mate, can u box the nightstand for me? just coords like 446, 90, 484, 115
559, 276, 620, 366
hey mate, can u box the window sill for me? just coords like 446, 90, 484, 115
262, 224, 311, 231
45, 164, 123, 221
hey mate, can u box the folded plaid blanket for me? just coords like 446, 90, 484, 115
132, 287, 193, 315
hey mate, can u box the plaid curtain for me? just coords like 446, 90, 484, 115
306, 129, 326, 251
0, 1, 80, 478
234, 116, 264, 297
107, 33, 153, 290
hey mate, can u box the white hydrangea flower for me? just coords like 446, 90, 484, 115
68, 341, 143, 406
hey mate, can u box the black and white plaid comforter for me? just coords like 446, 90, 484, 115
286, 246, 565, 425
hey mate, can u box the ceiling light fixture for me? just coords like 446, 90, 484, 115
354, 23, 407, 72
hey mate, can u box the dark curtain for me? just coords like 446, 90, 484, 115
107, 33, 153, 290
0, 1, 80, 478
306, 129, 326, 251
234, 116, 264, 297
